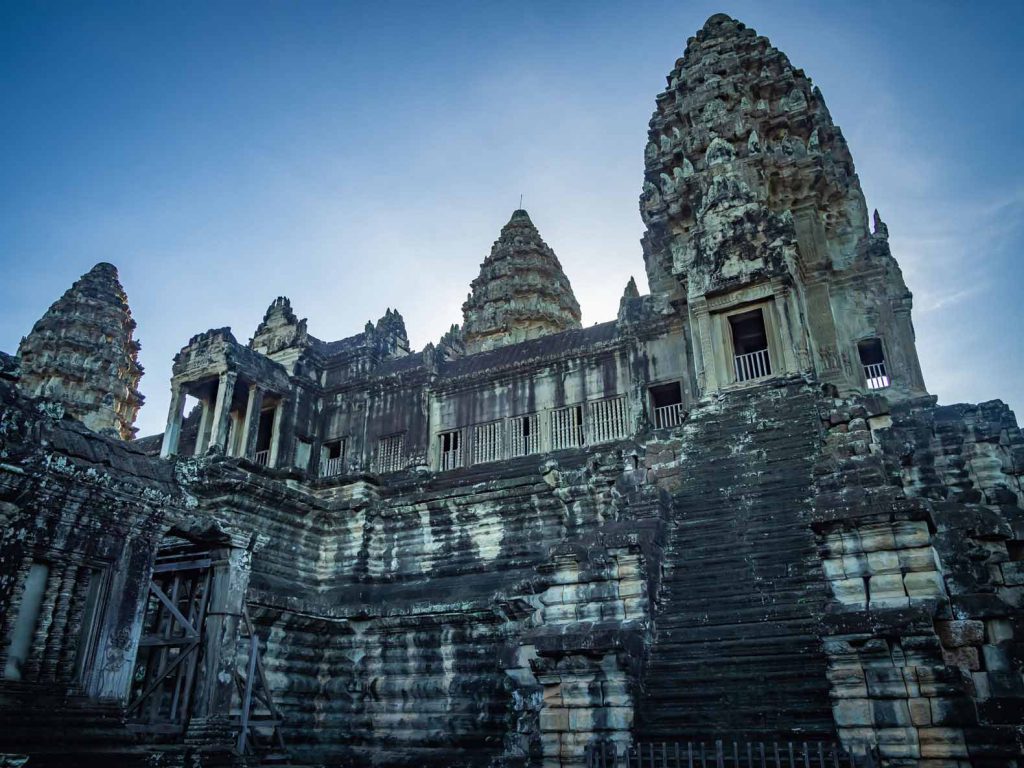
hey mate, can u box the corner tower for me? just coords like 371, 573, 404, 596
461, 209, 581, 355
17, 262, 144, 439
641, 14, 926, 400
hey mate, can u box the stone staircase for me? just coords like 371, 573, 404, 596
636, 381, 836, 740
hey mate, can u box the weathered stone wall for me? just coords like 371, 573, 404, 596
812, 394, 1024, 763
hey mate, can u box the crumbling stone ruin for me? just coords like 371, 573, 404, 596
1, 13, 1022, 768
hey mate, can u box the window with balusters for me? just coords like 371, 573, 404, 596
510, 414, 539, 457
586, 395, 630, 444
473, 420, 504, 465
551, 405, 585, 450
857, 337, 890, 390
375, 433, 405, 474
320, 438, 347, 477
438, 429, 464, 471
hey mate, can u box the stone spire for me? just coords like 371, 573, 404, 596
461, 209, 581, 354
640, 13, 870, 297
17, 262, 144, 439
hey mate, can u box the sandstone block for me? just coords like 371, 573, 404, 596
1000, 561, 1024, 585
540, 708, 569, 732
866, 549, 900, 575
985, 618, 1014, 643
941, 646, 980, 671
909, 697, 931, 726
981, 643, 1010, 672
898, 546, 938, 572
904, 570, 944, 598
865, 668, 908, 698
935, 620, 984, 648
833, 699, 871, 726
917, 727, 968, 758
893, 520, 930, 548
831, 577, 866, 604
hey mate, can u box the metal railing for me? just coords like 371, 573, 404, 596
863, 362, 890, 390
586, 739, 875, 768
654, 402, 686, 429
320, 456, 344, 477
734, 348, 771, 383
253, 450, 270, 467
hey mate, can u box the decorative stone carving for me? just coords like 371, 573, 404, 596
461, 209, 582, 355
16, 262, 143, 439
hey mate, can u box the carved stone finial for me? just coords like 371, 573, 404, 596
17, 262, 144, 439
872, 209, 889, 239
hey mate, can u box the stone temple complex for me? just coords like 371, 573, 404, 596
1, 13, 1022, 768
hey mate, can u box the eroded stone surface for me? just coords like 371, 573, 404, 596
461, 209, 582, 355
0, 12, 1021, 768
16, 262, 143, 439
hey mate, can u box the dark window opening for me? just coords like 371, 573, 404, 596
439, 429, 463, 470
650, 382, 685, 428
858, 338, 890, 389
730, 309, 771, 381
321, 439, 346, 477
253, 407, 275, 466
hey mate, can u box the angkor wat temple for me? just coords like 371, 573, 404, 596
2, 13, 1022, 768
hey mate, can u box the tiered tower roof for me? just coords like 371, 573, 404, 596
17, 262, 143, 439
461, 209, 581, 355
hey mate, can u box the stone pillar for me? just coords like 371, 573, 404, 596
159, 383, 185, 458
207, 371, 237, 453
186, 541, 252, 748
793, 209, 847, 388
193, 398, 213, 456
93, 537, 158, 700
240, 384, 265, 459
892, 300, 928, 397
690, 298, 717, 394
268, 400, 286, 468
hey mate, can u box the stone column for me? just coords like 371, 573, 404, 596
193, 397, 213, 456
268, 400, 286, 468
691, 298, 717, 394
239, 384, 265, 459
207, 371, 237, 453
159, 383, 185, 458
186, 541, 252, 748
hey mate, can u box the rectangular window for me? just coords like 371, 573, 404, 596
473, 420, 504, 465
730, 309, 772, 382
320, 438, 347, 477
650, 382, 685, 429
3, 561, 50, 681
375, 433, 405, 474
254, 406, 275, 466
510, 414, 540, 457
551, 405, 585, 450
587, 396, 630, 444
858, 338, 890, 390
439, 429, 464, 471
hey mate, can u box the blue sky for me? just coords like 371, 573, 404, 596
2, 1, 1021, 437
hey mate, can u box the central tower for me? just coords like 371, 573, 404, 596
461, 209, 582, 355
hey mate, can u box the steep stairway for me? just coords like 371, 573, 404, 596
637, 381, 836, 739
